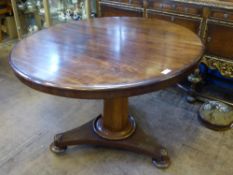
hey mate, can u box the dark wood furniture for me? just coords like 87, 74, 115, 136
97, 0, 233, 130
10, 17, 204, 168
97, 0, 233, 102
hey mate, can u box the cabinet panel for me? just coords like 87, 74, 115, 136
147, 12, 201, 34
100, 5, 143, 17
210, 10, 233, 22
206, 23, 233, 59
147, 0, 201, 16
147, 12, 171, 21
101, 0, 143, 7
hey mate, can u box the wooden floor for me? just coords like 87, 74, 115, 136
0, 42, 232, 175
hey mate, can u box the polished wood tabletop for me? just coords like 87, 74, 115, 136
10, 17, 204, 99
9, 17, 204, 168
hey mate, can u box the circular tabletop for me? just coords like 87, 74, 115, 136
10, 17, 204, 99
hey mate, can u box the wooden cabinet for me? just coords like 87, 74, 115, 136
97, 0, 233, 104
205, 9, 233, 59
206, 22, 233, 59
99, 0, 202, 34
97, 0, 233, 64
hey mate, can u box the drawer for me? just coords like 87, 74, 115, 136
100, 4, 143, 17
147, 12, 201, 34
210, 10, 233, 22
126, 0, 143, 7
206, 22, 233, 59
100, 0, 143, 7
147, 12, 171, 21
147, 0, 201, 16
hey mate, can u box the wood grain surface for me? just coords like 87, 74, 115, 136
10, 17, 204, 99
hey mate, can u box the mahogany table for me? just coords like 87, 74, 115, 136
9, 17, 204, 168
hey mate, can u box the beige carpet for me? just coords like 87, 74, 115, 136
0, 42, 232, 175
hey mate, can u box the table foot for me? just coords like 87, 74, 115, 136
186, 95, 197, 103
152, 157, 170, 169
50, 116, 170, 168
50, 142, 67, 154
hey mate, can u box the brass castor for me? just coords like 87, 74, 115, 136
50, 142, 67, 154
152, 149, 170, 169
152, 157, 170, 169
186, 95, 197, 103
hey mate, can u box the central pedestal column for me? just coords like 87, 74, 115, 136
93, 97, 136, 140
50, 97, 170, 168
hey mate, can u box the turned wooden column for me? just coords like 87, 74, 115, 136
103, 97, 129, 131
93, 97, 136, 140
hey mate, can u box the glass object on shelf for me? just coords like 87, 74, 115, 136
15, 0, 45, 34
11, 0, 94, 39
48, 0, 91, 24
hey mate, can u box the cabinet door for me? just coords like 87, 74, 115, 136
100, 4, 143, 17
147, 12, 201, 34
206, 22, 233, 59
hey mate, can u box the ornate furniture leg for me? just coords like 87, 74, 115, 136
50, 97, 170, 168
186, 69, 203, 103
